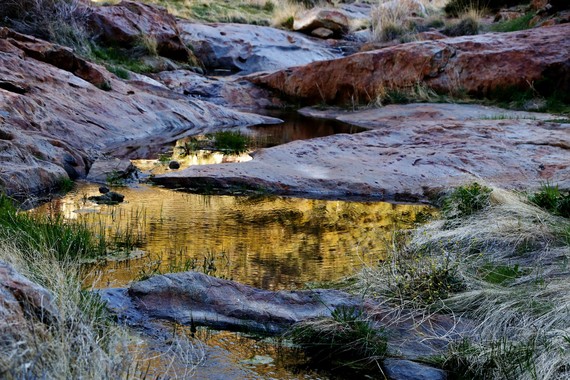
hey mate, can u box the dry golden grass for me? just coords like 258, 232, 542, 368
272, 0, 308, 28
0, 243, 204, 378
357, 186, 570, 379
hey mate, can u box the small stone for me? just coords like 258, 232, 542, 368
241, 355, 274, 365
88, 191, 124, 205
99, 186, 110, 194
311, 27, 334, 39
293, 8, 351, 38
168, 160, 180, 170
107, 191, 125, 202
383, 359, 447, 380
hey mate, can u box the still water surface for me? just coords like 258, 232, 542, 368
36, 182, 433, 378
38, 183, 432, 290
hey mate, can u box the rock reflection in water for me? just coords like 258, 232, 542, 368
37, 183, 433, 290
132, 150, 252, 175
246, 112, 366, 148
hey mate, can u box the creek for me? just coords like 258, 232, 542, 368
34, 115, 434, 378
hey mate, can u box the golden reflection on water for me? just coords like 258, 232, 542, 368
37, 183, 433, 290
131, 151, 252, 175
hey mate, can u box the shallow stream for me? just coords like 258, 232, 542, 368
39, 183, 430, 290
34, 115, 433, 378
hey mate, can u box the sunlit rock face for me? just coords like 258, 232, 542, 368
249, 23, 570, 105
293, 8, 352, 38
88, 0, 195, 62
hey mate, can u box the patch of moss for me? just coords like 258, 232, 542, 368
490, 12, 534, 32
90, 44, 154, 74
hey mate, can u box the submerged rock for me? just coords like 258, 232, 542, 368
168, 160, 180, 170
249, 24, 570, 105
383, 359, 447, 380
178, 22, 340, 74
88, 191, 125, 205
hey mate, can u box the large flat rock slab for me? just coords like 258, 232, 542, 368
152, 103, 569, 201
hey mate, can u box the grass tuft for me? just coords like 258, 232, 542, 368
209, 130, 250, 154
289, 305, 387, 370
0, 0, 91, 53
0, 195, 107, 260
0, 246, 133, 379
491, 12, 534, 32
529, 182, 570, 219
357, 185, 570, 379
440, 182, 492, 220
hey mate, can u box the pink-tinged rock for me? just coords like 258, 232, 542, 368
494, 11, 525, 22
0, 261, 59, 325
0, 28, 277, 198
416, 30, 448, 41
532, 0, 549, 9
0, 27, 107, 87
178, 22, 340, 74
293, 8, 351, 38
152, 103, 570, 201
88, 1, 194, 61
250, 24, 570, 105
155, 70, 284, 110
531, 0, 569, 11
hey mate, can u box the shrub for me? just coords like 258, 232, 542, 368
91, 45, 154, 74
370, 0, 426, 43
446, 336, 541, 380
529, 183, 570, 218
388, 249, 465, 303
441, 182, 492, 220
176, 137, 201, 157
0, 0, 90, 51
378, 23, 405, 42
107, 65, 130, 80
210, 130, 250, 154
442, 15, 479, 36
490, 12, 534, 32
479, 263, 525, 285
